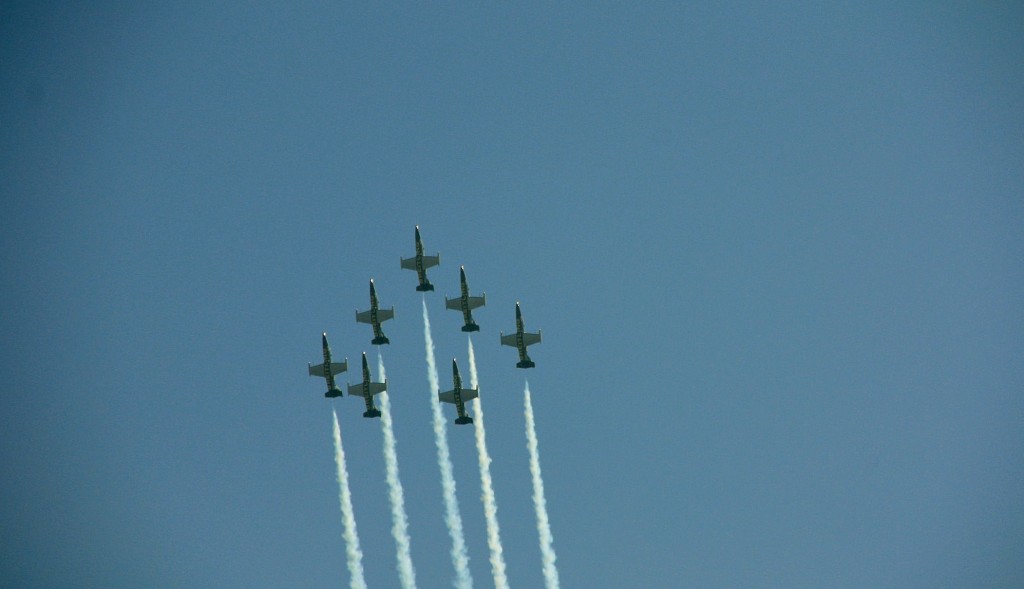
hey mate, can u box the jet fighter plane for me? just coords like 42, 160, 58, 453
308, 332, 348, 398
400, 226, 440, 292
445, 266, 485, 332
355, 279, 394, 345
347, 352, 386, 418
438, 358, 478, 425
500, 302, 541, 368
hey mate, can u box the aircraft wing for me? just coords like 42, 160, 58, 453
377, 308, 395, 322
522, 331, 541, 347
346, 382, 385, 397
355, 309, 373, 324
400, 257, 417, 270
421, 255, 439, 269
438, 387, 478, 404
445, 296, 483, 311
500, 333, 517, 347
309, 362, 347, 377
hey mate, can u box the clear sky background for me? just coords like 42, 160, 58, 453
2, 2, 1022, 588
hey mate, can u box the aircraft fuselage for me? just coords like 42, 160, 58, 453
360, 386, 377, 416
369, 292, 383, 326
322, 339, 338, 392
457, 284, 477, 329
515, 334, 530, 364
514, 309, 529, 362
412, 230, 429, 287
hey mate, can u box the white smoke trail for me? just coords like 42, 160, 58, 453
467, 337, 510, 589
422, 299, 473, 589
524, 381, 560, 589
377, 352, 418, 589
332, 410, 368, 589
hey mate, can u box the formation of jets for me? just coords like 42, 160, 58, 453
308, 226, 542, 424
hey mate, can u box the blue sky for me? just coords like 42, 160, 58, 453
2, 2, 1022, 587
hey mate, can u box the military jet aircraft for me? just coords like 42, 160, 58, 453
438, 358, 478, 425
400, 226, 440, 292
308, 332, 348, 398
355, 279, 394, 345
445, 266, 485, 332
500, 302, 541, 368
347, 352, 385, 418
